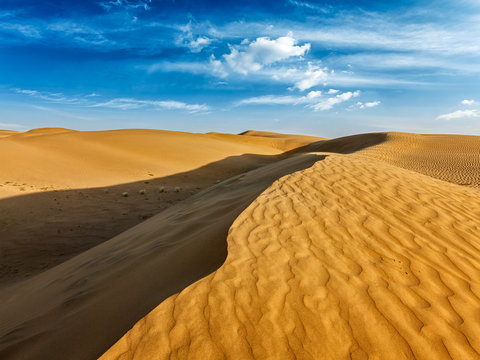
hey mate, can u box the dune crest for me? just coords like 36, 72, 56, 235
101, 151, 480, 359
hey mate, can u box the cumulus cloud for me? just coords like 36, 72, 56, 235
461, 99, 475, 105
220, 35, 311, 75
291, 62, 328, 91
91, 98, 210, 113
436, 109, 479, 121
238, 90, 359, 111
327, 89, 339, 94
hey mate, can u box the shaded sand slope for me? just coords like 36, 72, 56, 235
0, 153, 291, 288
303, 132, 480, 187
0, 129, 321, 286
0, 153, 323, 360
101, 153, 480, 360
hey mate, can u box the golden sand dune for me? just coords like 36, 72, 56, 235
0, 130, 19, 138
1, 130, 480, 360
0, 150, 322, 360
0, 128, 311, 191
101, 152, 480, 360
303, 132, 480, 187
206, 131, 325, 152
0, 128, 322, 286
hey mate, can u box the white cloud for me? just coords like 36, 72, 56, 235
177, 21, 213, 53
358, 100, 381, 109
13, 88, 83, 104
238, 90, 359, 111
436, 109, 480, 121
91, 98, 210, 113
461, 99, 475, 105
238, 90, 321, 106
238, 95, 302, 105
327, 89, 339, 94
221, 35, 311, 75
0, 122, 28, 130
291, 62, 328, 91
311, 90, 360, 111
12, 88, 209, 113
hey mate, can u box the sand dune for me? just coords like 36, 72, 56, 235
100, 132, 480, 360
303, 132, 480, 187
0, 128, 321, 286
1, 130, 480, 360
0, 128, 314, 192
101, 151, 480, 360
0, 152, 323, 360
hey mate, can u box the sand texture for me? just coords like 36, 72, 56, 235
304, 132, 480, 187
1, 130, 480, 360
101, 134, 480, 360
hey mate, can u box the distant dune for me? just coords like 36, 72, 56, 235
1, 130, 480, 360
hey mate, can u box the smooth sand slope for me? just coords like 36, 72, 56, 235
101, 133, 480, 360
0, 128, 321, 286
1, 131, 480, 360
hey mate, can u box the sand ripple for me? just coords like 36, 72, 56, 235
101, 153, 480, 360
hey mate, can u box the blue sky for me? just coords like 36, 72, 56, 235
1, 0, 479, 137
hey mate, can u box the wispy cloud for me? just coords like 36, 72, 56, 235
0, 10, 16, 19
176, 21, 213, 53
288, 0, 330, 13
238, 90, 322, 106
238, 90, 362, 112
0, 23, 42, 38
99, 0, 152, 12
31, 105, 96, 121
436, 109, 480, 121
0, 122, 28, 130
47, 22, 110, 45
90, 98, 210, 113
461, 99, 475, 105
13, 88, 84, 104
12, 89, 210, 113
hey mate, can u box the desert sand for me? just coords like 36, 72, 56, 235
0, 128, 321, 287
1, 130, 480, 360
